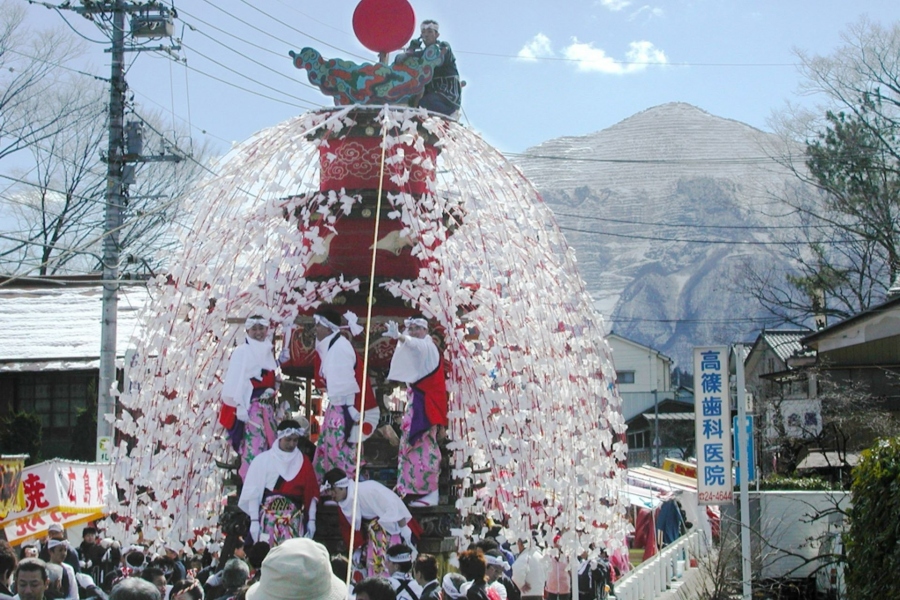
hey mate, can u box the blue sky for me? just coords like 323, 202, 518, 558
23, 0, 900, 155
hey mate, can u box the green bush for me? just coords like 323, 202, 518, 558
0, 411, 42, 465
756, 474, 838, 491
846, 437, 900, 599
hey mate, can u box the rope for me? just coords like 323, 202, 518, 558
345, 106, 391, 588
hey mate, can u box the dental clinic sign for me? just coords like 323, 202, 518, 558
694, 347, 733, 505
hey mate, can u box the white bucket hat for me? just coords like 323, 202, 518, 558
245, 539, 347, 600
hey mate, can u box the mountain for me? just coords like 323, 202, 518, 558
513, 102, 804, 368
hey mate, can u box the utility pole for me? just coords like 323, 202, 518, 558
64, 1, 180, 462
734, 345, 752, 600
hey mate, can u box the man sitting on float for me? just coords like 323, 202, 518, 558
395, 19, 461, 116
238, 418, 320, 545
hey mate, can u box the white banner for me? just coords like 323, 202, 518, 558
0, 460, 111, 545
694, 347, 733, 505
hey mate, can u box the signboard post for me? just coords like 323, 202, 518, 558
693, 347, 733, 505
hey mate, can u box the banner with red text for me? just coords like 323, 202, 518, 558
0, 460, 111, 546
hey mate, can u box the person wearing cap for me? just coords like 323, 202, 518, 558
46, 542, 77, 600
412, 554, 440, 600
220, 315, 283, 481
384, 545, 421, 600
310, 308, 380, 482
39, 526, 80, 577
320, 468, 415, 579
395, 20, 461, 116
244, 538, 346, 600
238, 419, 320, 546
383, 315, 448, 507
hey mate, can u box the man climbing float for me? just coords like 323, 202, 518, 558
383, 316, 448, 506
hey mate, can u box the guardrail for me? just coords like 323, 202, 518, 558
611, 528, 707, 600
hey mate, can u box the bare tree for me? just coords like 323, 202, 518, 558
749, 365, 898, 479
0, 0, 85, 163
742, 18, 900, 326
1, 79, 108, 274
115, 116, 215, 276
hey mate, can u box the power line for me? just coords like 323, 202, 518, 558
195, 0, 368, 61
171, 48, 318, 110
552, 211, 805, 231
178, 26, 322, 94
177, 7, 295, 61
2, 47, 109, 82
556, 224, 857, 246
232, 0, 369, 61
507, 151, 785, 166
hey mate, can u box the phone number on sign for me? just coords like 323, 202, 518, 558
699, 491, 733, 503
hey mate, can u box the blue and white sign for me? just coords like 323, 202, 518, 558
694, 347, 733, 505
733, 415, 755, 484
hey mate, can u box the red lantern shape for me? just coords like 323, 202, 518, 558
352, 0, 416, 54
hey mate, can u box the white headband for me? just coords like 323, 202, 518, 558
404, 317, 428, 329
277, 427, 306, 440
421, 22, 438, 32
313, 314, 340, 333
320, 477, 351, 494
485, 555, 509, 569
442, 577, 464, 599
342, 311, 364, 337
245, 316, 268, 330
387, 552, 413, 563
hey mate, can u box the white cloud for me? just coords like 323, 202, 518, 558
517, 33, 554, 61
562, 38, 667, 74
597, 0, 632, 11
629, 5, 665, 20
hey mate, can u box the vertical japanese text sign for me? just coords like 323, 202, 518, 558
694, 347, 733, 505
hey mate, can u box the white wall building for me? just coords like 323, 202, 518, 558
608, 333, 674, 421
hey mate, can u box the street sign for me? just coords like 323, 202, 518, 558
733, 415, 755, 484
96, 436, 112, 463
694, 347, 733, 504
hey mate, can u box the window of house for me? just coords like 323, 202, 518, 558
787, 413, 801, 427
627, 430, 647, 448
14, 372, 94, 430
617, 370, 635, 384
804, 412, 818, 427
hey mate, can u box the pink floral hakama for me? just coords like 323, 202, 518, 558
350, 519, 398, 581
238, 400, 278, 481
313, 403, 362, 482
395, 408, 440, 496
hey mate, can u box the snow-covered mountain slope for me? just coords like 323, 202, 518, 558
513, 102, 804, 367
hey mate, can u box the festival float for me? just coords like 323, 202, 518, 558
110, 0, 630, 569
